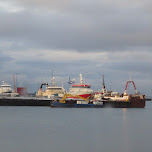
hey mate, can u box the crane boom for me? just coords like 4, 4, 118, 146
59, 94, 89, 103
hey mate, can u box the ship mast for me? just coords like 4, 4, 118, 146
13, 74, 17, 93
101, 75, 106, 93
51, 70, 55, 87
80, 74, 84, 84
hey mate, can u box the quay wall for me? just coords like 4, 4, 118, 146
0, 97, 145, 108
0, 98, 51, 106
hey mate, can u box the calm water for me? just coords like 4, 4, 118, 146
0, 102, 152, 152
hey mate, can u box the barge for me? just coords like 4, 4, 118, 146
102, 95, 145, 108
50, 94, 145, 108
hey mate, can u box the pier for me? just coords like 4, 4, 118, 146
0, 97, 51, 106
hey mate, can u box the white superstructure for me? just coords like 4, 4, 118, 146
68, 74, 94, 98
0, 81, 13, 93
36, 71, 66, 98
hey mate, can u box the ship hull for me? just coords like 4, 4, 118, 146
67, 94, 91, 99
51, 101, 103, 108
102, 95, 145, 108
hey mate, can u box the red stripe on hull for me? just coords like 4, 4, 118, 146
67, 94, 91, 99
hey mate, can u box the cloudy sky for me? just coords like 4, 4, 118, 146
0, 0, 152, 95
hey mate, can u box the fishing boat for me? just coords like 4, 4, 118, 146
36, 72, 66, 98
68, 74, 94, 99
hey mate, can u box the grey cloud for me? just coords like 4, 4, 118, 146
7, 0, 152, 14
105, 61, 152, 74
0, 0, 152, 94
0, 52, 13, 68
0, 0, 152, 52
0, 51, 151, 94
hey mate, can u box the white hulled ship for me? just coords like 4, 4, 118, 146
36, 73, 66, 98
68, 74, 94, 98
0, 81, 19, 97
0, 81, 13, 93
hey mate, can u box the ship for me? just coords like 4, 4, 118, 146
0, 81, 18, 97
101, 76, 139, 101
36, 72, 66, 98
68, 74, 94, 98
93, 75, 145, 108
102, 77, 145, 108
0, 81, 13, 93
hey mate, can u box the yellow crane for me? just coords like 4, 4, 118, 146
59, 94, 89, 103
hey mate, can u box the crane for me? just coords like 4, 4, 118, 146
59, 94, 89, 103
124, 74, 138, 95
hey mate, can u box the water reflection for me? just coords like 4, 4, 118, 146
122, 108, 129, 152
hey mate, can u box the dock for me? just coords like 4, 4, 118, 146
0, 97, 51, 106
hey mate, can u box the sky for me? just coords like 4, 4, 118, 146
0, 0, 152, 95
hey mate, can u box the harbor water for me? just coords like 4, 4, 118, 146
0, 102, 152, 152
